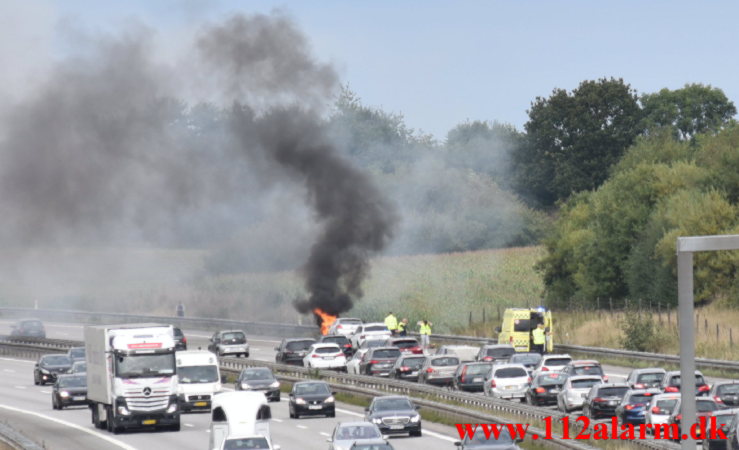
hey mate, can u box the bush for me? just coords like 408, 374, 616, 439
619, 311, 657, 352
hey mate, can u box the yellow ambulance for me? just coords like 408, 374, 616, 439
495, 307, 553, 352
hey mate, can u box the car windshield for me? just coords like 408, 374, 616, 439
336, 425, 381, 440
363, 340, 385, 349
222, 332, 246, 343
545, 358, 572, 367
392, 340, 419, 348
636, 372, 664, 384
431, 357, 459, 367
114, 353, 175, 378
58, 376, 86, 388
465, 364, 492, 375
71, 362, 87, 373
400, 357, 425, 368
669, 375, 706, 386
465, 427, 514, 444
537, 373, 566, 386
717, 384, 739, 395
173, 328, 184, 338
365, 326, 387, 332
69, 348, 85, 358
655, 399, 678, 414
315, 346, 341, 354
486, 347, 515, 357
510, 354, 541, 365
339, 319, 362, 326
179, 365, 219, 383
628, 393, 656, 404
696, 401, 718, 413
374, 398, 413, 411
242, 368, 274, 381
351, 445, 392, 450
574, 366, 603, 376
286, 340, 314, 351
43, 355, 71, 366
23, 321, 43, 329
714, 413, 736, 427
223, 437, 270, 449
295, 383, 330, 396
372, 349, 401, 359
494, 367, 527, 378
571, 379, 600, 389
598, 387, 628, 397
323, 336, 349, 345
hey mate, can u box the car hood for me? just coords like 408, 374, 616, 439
294, 393, 331, 402
57, 387, 87, 395
43, 364, 72, 371
369, 408, 417, 419
242, 380, 276, 389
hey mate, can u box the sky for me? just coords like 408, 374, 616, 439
3, 0, 739, 140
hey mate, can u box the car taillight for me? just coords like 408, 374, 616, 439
634, 383, 645, 389
535, 387, 546, 393
483, 356, 493, 362
509, 336, 513, 343
665, 386, 679, 392
651, 406, 661, 414
527, 377, 532, 384
676, 414, 682, 421
625, 405, 635, 410
344, 344, 352, 348
426, 368, 434, 373
312, 354, 320, 358
603, 375, 608, 382
400, 366, 410, 372
714, 396, 724, 403
182, 337, 187, 344
360, 335, 365, 339
542, 367, 549, 372
337, 325, 343, 329
370, 360, 379, 364
490, 380, 496, 388
699, 385, 710, 392
460, 366, 468, 383
593, 397, 604, 403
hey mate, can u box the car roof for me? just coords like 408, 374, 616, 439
373, 395, 409, 402
482, 344, 514, 349
627, 388, 663, 395
336, 421, 378, 428
567, 375, 603, 381
653, 393, 681, 400
370, 347, 401, 353
665, 370, 703, 376
362, 322, 387, 327
595, 383, 630, 389
284, 337, 316, 342
294, 380, 329, 386
219, 329, 245, 334
570, 360, 600, 366
542, 354, 571, 360
492, 363, 528, 371
336, 318, 361, 322
312, 343, 341, 349
632, 367, 666, 374
440, 345, 478, 350
322, 334, 349, 339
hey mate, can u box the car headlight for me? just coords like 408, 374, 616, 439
117, 405, 131, 415
325, 396, 335, 403
295, 398, 306, 405
372, 417, 382, 424
411, 414, 421, 423
166, 402, 178, 413
40, 368, 50, 374
59, 391, 70, 398
270, 381, 280, 388
241, 383, 251, 389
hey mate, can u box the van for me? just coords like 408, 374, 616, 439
176, 350, 222, 412
209, 391, 274, 450
496, 307, 554, 352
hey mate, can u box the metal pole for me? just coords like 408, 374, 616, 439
678, 250, 696, 449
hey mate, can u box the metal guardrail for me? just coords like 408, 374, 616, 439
0, 422, 45, 450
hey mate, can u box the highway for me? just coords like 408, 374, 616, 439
0, 320, 462, 450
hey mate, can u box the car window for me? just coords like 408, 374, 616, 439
597, 387, 628, 397
392, 340, 419, 348
242, 368, 274, 381
628, 393, 656, 404
544, 358, 572, 366
571, 379, 600, 389
373, 398, 413, 411
400, 357, 425, 368
486, 347, 516, 357
574, 366, 603, 376
431, 357, 459, 367
295, 383, 330, 395
510, 353, 541, 365
537, 373, 566, 386
696, 401, 718, 413
322, 336, 349, 345
43, 355, 71, 365
372, 349, 401, 359
636, 372, 664, 383
286, 340, 314, 351
222, 332, 246, 342
223, 437, 270, 450
339, 319, 362, 325
58, 376, 86, 388
668, 375, 706, 386
365, 325, 388, 332
336, 425, 381, 440
494, 367, 527, 378
351, 445, 393, 450
714, 413, 736, 427
717, 384, 739, 395
465, 364, 492, 375
465, 427, 514, 444
69, 348, 85, 358
23, 321, 44, 329
315, 346, 341, 354
655, 399, 678, 414
513, 319, 530, 332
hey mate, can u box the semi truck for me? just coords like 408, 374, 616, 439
85, 323, 180, 433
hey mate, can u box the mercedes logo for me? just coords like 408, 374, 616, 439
143, 387, 151, 397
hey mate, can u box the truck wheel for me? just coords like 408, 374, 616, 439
169, 418, 181, 432
245, 353, 249, 358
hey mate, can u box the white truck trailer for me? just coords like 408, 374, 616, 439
85, 323, 180, 433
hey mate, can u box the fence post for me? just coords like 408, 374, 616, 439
731, 328, 733, 346
469, 311, 472, 327
609, 297, 613, 312
705, 318, 708, 335
717, 324, 720, 341
497, 305, 501, 320
482, 308, 486, 324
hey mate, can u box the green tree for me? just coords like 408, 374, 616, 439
641, 84, 737, 141
514, 78, 643, 208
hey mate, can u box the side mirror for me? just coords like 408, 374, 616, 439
364, 406, 370, 412
274, 346, 280, 351
325, 438, 332, 443
221, 374, 228, 383
415, 405, 421, 410
288, 393, 294, 397
332, 392, 337, 396
516, 437, 524, 443
454, 441, 462, 447
494, 326, 501, 333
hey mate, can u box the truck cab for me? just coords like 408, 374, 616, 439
496, 307, 553, 352
176, 350, 222, 412
85, 323, 180, 433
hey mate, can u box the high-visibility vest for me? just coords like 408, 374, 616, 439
397, 322, 407, 332
385, 315, 398, 330
532, 327, 546, 345
419, 323, 431, 335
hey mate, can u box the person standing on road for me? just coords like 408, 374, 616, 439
532, 322, 546, 354
384, 312, 398, 336
419, 320, 432, 349
397, 318, 409, 336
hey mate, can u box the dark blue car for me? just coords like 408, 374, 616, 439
615, 388, 662, 425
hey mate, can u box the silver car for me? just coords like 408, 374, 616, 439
645, 393, 680, 431
350, 323, 391, 349
327, 421, 384, 450
483, 363, 530, 401
328, 318, 363, 337
418, 356, 460, 386
557, 375, 602, 413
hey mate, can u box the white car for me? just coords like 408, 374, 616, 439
346, 349, 369, 375
350, 323, 391, 349
645, 393, 680, 431
220, 435, 280, 450
557, 375, 602, 412
303, 344, 347, 370
531, 354, 572, 378
328, 318, 363, 337
483, 363, 530, 400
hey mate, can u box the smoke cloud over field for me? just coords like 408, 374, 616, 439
0, 11, 395, 319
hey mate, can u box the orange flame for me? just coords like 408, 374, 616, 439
314, 308, 337, 335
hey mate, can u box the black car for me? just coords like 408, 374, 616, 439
51, 374, 87, 409
235, 367, 281, 402
525, 372, 566, 406
288, 381, 335, 418
359, 347, 402, 376
391, 355, 426, 381
704, 408, 739, 450
67, 347, 85, 363
34, 354, 73, 385
173, 327, 187, 351
508, 353, 542, 376
582, 383, 630, 419
453, 362, 493, 392
10, 319, 46, 338
711, 381, 739, 408
275, 338, 316, 365
319, 335, 353, 357
365, 395, 421, 437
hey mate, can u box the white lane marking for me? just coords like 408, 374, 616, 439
14, 386, 26, 390
3, 369, 15, 373
206, 429, 211, 433
0, 404, 137, 450
320, 432, 330, 437
40, 390, 50, 394
272, 418, 283, 423
335, 408, 363, 418
296, 425, 308, 429
0, 357, 34, 364
184, 423, 194, 428
422, 429, 457, 443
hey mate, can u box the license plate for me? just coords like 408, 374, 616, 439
194, 401, 207, 407
323, 356, 334, 360
73, 396, 85, 401
142, 419, 157, 425
410, 371, 418, 376
473, 377, 483, 382
390, 425, 404, 430
506, 385, 515, 390
308, 405, 322, 410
